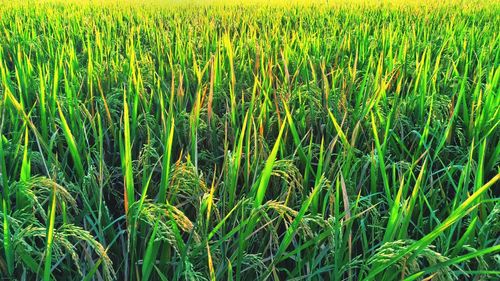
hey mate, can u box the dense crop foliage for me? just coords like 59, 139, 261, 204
0, 0, 499, 280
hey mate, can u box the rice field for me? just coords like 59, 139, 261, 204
0, 0, 499, 280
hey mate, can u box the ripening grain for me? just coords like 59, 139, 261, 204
0, 0, 499, 280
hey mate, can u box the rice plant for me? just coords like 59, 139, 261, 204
0, 0, 499, 280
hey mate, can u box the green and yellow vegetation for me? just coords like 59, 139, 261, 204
0, 0, 499, 280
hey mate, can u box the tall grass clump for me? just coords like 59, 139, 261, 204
0, 0, 499, 280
